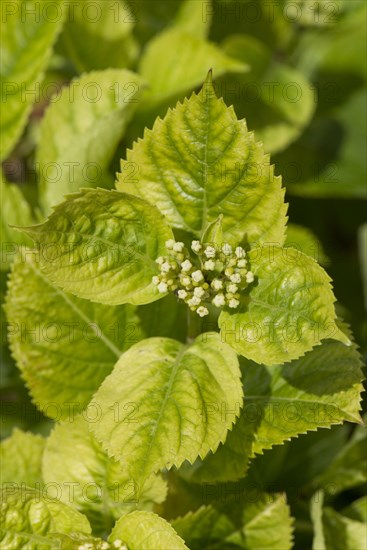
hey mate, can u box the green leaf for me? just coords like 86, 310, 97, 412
0, 486, 91, 549
286, 224, 328, 266
316, 421, 367, 494
138, 29, 248, 105
295, 5, 366, 81
4, 250, 142, 418
343, 496, 367, 523
180, 328, 363, 482
0, 174, 33, 270
38, 70, 145, 214
174, 0, 213, 39
0, 0, 64, 160
289, 89, 367, 198
132, 0, 182, 45
322, 507, 367, 550
202, 215, 224, 248
229, 493, 293, 549
311, 490, 326, 550
118, 76, 287, 245
90, 333, 242, 487
20, 188, 174, 306
0, 429, 45, 488
137, 294, 188, 343
59, 0, 139, 72
42, 415, 167, 534
311, 490, 367, 550
48, 533, 108, 549
109, 511, 188, 550
173, 493, 294, 549
172, 506, 236, 550
358, 223, 367, 310
219, 247, 349, 365
220, 34, 316, 154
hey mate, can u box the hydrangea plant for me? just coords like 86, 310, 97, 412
1, 1, 366, 547
2, 72, 364, 549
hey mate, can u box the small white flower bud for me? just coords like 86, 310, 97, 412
227, 283, 238, 293
177, 289, 187, 300
212, 294, 225, 307
113, 541, 123, 549
152, 276, 160, 285
173, 241, 184, 252
165, 239, 175, 249
192, 270, 204, 282
222, 243, 232, 255
204, 246, 216, 258
157, 282, 168, 293
228, 298, 240, 308
194, 287, 205, 298
191, 240, 202, 252
181, 259, 192, 272
204, 259, 215, 271
235, 246, 245, 258
246, 271, 255, 283
161, 261, 171, 273
182, 276, 191, 286
237, 259, 247, 268
156, 257, 164, 264
211, 279, 223, 291
230, 273, 241, 283
188, 296, 201, 307
100, 543, 110, 550
197, 306, 209, 317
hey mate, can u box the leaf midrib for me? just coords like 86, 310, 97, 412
28, 260, 122, 358
136, 344, 188, 480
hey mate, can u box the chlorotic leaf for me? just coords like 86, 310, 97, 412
0, 429, 45, 488
173, 0, 213, 39
0, 0, 64, 160
286, 224, 328, 265
38, 70, 145, 214
117, 75, 287, 245
219, 246, 349, 365
0, 486, 91, 549
19, 188, 174, 306
90, 333, 242, 487
202, 215, 224, 248
48, 533, 108, 549
4, 250, 142, 418
42, 415, 167, 534
138, 29, 248, 105
109, 511, 189, 550
180, 328, 363, 482
0, 174, 33, 270
59, 0, 139, 72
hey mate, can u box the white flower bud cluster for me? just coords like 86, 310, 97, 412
152, 239, 255, 317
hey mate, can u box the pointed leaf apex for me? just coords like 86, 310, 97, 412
206, 68, 213, 83
333, 327, 352, 347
